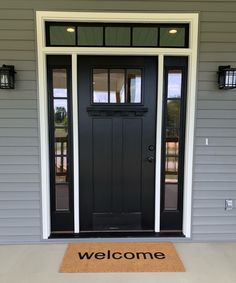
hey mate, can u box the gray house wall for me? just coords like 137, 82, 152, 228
0, 0, 236, 243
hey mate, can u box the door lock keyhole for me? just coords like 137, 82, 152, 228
148, 145, 155, 151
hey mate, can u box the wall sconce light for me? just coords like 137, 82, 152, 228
0, 65, 16, 89
218, 65, 236, 89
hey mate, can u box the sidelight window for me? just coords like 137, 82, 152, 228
160, 56, 188, 230
47, 55, 74, 232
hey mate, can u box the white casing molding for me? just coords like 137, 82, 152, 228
36, 11, 199, 239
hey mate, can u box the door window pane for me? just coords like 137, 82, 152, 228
78, 26, 103, 46
127, 69, 142, 103
133, 27, 158, 46
49, 26, 76, 46
105, 27, 130, 46
93, 69, 109, 103
92, 68, 142, 104
110, 69, 125, 103
160, 27, 186, 47
168, 70, 182, 98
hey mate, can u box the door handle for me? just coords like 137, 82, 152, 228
147, 156, 155, 163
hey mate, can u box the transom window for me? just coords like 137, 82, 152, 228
46, 22, 189, 48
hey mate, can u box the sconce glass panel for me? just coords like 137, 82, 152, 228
0, 65, 15, 89
218, 66, 236, 89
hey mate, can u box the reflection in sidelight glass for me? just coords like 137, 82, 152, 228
110, 69, 125, 103
55, 184, 69, 211
163, 68, 183, 211
54, 99, 68, 126
127, 69, 142, 103
165, 144, 179, 173
55, 141, 67, 156
167, 100, 180, 129
55, 156, 67, 174
55, 127, 68, 139
93, 69, 109, 103
53, 69, 67, 97
164, 183, 178, 210
167, 70, 182, 98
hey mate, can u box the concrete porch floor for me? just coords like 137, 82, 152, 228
0, 242, 235, 283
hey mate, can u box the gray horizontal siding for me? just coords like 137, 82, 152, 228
0, 165, 39, 174
0, 137, 39, 147
193, 208, 236, 217
0, 41, 35, 51
0, 0, 235, 243
195, 6, 236, 241
0, 156, 39, 165
195, 156, 236, 165
0, 183, 40, 191
0, 100, 37, 109
0, 30, 34, 41
0, 3, 43, 244
195, 164, 236, 173
0, 20, 34, 30
0, 209, 40, 218
1, 1, 236, 11
0, 201, 40, 210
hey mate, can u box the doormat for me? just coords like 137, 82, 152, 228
59, 242, 185, 272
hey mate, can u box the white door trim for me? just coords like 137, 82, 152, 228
36, 11, 199, 239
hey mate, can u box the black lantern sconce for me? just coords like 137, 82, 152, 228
0, 65, 16, 89
218, 65, 236, 90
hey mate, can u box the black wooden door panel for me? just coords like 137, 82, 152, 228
78, 56, 157, 232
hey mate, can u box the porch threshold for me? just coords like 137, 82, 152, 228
49, 231, 185, 239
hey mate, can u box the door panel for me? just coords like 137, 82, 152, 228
78, 56, 157, 232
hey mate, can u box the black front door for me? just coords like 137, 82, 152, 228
78, 56, 157, 232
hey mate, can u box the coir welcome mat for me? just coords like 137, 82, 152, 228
59, 242, 185, 272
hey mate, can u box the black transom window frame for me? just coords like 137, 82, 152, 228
45, 22, 189, 48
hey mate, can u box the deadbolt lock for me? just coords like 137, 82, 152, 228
148, 145, 155, 151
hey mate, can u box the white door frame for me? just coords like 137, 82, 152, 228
36, 11, 199, 239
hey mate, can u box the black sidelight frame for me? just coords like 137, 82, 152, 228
160, 56, 188, 231
47, 55, 74, 232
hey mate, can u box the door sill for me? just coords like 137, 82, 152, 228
49, 231, 185, 239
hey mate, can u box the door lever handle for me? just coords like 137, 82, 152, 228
147, 156, 155, 163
